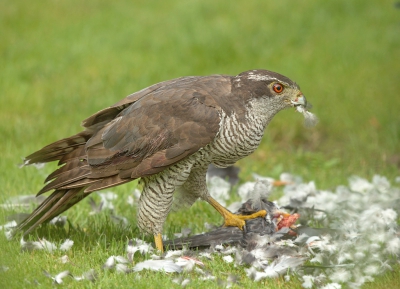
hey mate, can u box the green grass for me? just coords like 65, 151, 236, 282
1, 0, 399, 288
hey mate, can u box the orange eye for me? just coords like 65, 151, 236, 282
273, 83, 284, 93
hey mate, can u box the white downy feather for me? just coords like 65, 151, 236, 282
133, 260, 182, 273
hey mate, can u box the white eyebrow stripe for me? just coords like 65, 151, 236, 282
246, 74, 290, 86
246, 74, 275, 81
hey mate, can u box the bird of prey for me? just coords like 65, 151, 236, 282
16, 69, 314, 251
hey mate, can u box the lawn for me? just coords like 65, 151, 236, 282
0, 0, 399, 288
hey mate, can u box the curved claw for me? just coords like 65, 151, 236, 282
207, 196, 267, 231
223, 214, 246, 230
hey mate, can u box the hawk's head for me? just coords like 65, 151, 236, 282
233, 69, 317, 127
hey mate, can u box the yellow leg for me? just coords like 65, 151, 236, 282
207, 196, 267, 230
154, 233, 164, 252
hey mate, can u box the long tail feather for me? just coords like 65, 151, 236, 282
23, 132, 90, 165
16, 188, 88, 236
37, 166, 91, 195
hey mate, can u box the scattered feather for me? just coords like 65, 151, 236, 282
182, 256, 204, 266
165, 250, 184, 259
248, 180, 273, 211
21, 238, 57, 252
82, 269, 98, 282
275, 173, 400, 287
59, 255, 70, 264
89, 191, 117, 214
127, 195, 135, 206
1, 265, 9, 272
217, 274, 239, 288
127, 238, 153, 262
363, 264, 380, 276
88, 197, 103, 214
0, 220, 17, 230
103, 256, 116, 269
222, 255, 234, 263
199, 252, 213, 260
49, 215, 67, 227
133, 260, 182, 273
385, 237, 400, 255
181, 278, 190, 286
197, 269, 216, 282
295, 105, 318, 127
173, 277, 191, 287
1, 221, 17, 240
8, 173, 399, 288
329, 268, 352, 283
72, 269, 98, 282
237, 181, 258, 202
97, 191, 118, 210
175, 257, 197, 271
4, 230, 13, 240
115, 255, 129, 264
247, 255, 306, 281
320, 283, 341, 289
116, 263, 131, 274
111, 214, 129, 227
103, 255, 131, 273
301, 275, 315, 288
174, 227, 192, 238
59, 239, 74, 251
208, 176, 231, 206
127, 189, 141, 206
43, 270, 71, 284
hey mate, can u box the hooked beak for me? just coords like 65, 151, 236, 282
291, 93, 312, 110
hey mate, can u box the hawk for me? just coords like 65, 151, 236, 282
16, 69, 314, 251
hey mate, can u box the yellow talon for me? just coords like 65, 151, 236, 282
223, 209, 267, 229
224, 213, 246, 229
207, 196, 267, 230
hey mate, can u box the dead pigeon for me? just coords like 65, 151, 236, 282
164, 198, 298, 250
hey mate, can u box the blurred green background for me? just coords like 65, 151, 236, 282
1, 0, 399, 191
0, 0, 399, 288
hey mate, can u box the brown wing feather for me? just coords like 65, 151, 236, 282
59, 178, 99, 190
83, 76, 226, 183
24, 133, 91, 165
58, 145, 87, 165
18, 74, 230, 235
45, 158, 86, 182
84, 175, 131, 193
81, 76, 199, 128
